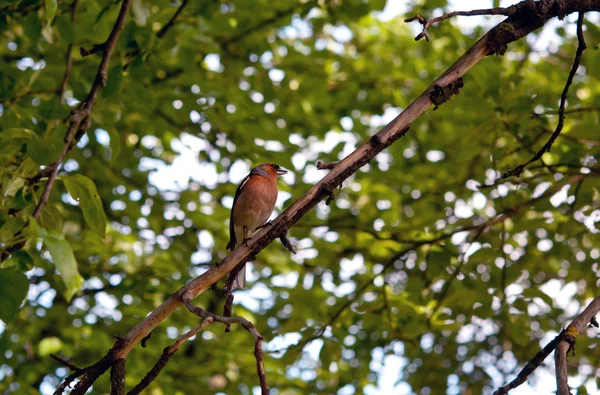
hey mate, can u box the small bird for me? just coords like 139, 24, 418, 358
226, 163, 288, 289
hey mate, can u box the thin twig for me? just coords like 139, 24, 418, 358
57, 0, 79, 105
316, 160, 338, 170
405, 4, 520, 41
127, 318, 213, 395
502, 13, 587, 179
156, 0, 189, 38
183, 293, 269, 394
219, 1, 315, 47
50, 354, 82, 372
0, 88, 57, 105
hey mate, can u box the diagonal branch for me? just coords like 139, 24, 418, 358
502, 12, 587, 179
1, 0, 132, 264
156, 0, 189, 38
219, 1, 316, 48
555, 297, 600, 395
127, 318, 213, 395
494, 297, 600, 394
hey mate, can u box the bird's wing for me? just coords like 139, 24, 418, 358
226, 174, 250, 250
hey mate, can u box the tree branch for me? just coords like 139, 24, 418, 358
219, 1, 315, 48
316, 160, 338, 170
1, 0, 132, 264
57, 0, 79, 105
183, 293, 269, 394
156, 0, 189, 38
127, 318, 213, 395
494, 297, 600, 394
555, 297, 600, 395
0, 88, 58, 106
502, 12, 587, 179
110, 358, 126, 395
405, 4, 521, 42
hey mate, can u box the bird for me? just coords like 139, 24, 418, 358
226, 163, 288, 289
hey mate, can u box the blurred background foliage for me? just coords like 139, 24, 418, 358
1, 0, 600, 394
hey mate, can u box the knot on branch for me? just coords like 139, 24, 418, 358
404, 14, 431, 41
563, 325, 579, 356
487, 21, 517, 56
316, 160, 338, 170
80, 43, 106, 57
430, 78, 464, 110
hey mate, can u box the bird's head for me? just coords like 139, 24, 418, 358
254, 163, 288, 178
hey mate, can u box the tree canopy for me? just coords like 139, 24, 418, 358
1, 0, 599, 394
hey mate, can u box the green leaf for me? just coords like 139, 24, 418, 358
11, 251, 34, 271
107, 127, 122, 161
27, 128, 65, 164
45, 0, 58, 25
63, 175, 107, 237
55, 14, 75, 43
4, 158, 38, 198
0, 267, 29, 324
37, 226, 83, 301
38, 336, 63, 356
0, 128, 35, 143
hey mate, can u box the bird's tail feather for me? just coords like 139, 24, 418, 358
231, 263, 246, 290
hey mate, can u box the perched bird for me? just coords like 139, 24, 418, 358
226, 163, 288, 289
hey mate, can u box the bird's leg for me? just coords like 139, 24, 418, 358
242, 226, 251, 247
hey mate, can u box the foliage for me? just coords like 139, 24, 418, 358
1, 0, 599, 394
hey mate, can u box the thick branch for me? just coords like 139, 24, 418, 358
502, 12, 587, 179
110, 359, 126, 395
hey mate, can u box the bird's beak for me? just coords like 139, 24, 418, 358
276, 167, 288, 176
